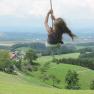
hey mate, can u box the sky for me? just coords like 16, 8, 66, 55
0, 0, 94, 33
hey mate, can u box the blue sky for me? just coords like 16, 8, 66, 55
0, 0, 94, 33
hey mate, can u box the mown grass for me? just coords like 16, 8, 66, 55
0, 72, 94, 94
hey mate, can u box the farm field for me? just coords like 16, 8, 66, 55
36, 53, 80, 64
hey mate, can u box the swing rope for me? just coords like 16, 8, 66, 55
50, 0, 54, 29
46, 0, 61, 48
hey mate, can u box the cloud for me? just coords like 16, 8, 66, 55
0, 0, 50, 17
0, 0, 94, 21
0, 0, 94, 32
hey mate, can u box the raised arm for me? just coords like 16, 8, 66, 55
44, 10, 55, 33
44, 10, 53, 33
44, 11, 50, 32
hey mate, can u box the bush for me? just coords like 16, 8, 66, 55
65, 70, 80, 89
50, 75, 61, 87
25, 49, 38, 65
90, 80, 94, 90
0, 50, 15, 73
40, 62, 50, 74
54, 58, 94, 70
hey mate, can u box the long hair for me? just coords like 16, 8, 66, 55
54, 18, 76, 40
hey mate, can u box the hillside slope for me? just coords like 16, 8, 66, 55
0, 72, 94, 94
33, 53, 94, 89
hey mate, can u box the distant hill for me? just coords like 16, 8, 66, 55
0, 31, 94, 43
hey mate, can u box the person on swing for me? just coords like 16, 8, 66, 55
44, 9, 76, 45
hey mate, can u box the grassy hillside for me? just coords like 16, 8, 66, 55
32, 63, 94, 89
0, 72, 94, 94
36, 53, 80, 65
31, 53, 94, 89
0, 52, 94, 93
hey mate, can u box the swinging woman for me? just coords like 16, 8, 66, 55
44, 10, 76, 46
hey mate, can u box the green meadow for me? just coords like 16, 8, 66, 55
33, 53, 94, 89
0, 72, 94, 94
0, 52, 94, 94
36, 53, 80, 64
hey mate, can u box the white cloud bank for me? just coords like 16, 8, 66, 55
0, 0, 94, 19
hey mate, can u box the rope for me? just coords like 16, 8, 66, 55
50, 0, 54, 29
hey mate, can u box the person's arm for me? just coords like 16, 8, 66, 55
44, 12, 50, 32
44, 10, 54, 33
